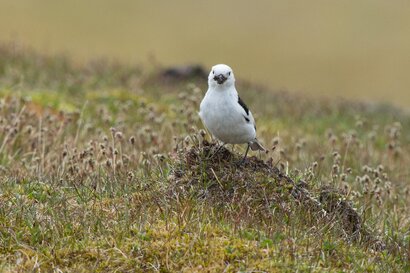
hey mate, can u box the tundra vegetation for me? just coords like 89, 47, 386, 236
0, 43, 409, 272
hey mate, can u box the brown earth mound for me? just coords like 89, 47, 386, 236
168, 140, 386, 250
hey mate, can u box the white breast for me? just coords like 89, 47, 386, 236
199, 87, 256, 144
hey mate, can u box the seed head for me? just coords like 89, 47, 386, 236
362, 165, 371, 173
279, 162, 286, 171
184, 136, 190, 145
332, 164, 340, 174
24, 125, 33, 134
127, 171, 134, 180
279, 149, 286, 157
88, 159, 95, 169
116, 161, 123, 169
115, 131, 124, 140
272, 137, 280, 146
106, 159, 111, 167
375, 178, 382, 185
329, 136, 338, 145
199, 129, 206, 138
362, 175, 370, 183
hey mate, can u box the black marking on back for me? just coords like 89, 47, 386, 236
238, 96, 249, 116
243, 115, 250, 122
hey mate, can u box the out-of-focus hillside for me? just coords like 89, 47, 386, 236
1, 1, 410, 106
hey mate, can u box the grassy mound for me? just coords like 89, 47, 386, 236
170, 140, 386, 248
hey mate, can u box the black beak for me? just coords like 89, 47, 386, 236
213, 74, 227, 84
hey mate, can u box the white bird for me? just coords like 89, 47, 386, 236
199, 64, 265, 163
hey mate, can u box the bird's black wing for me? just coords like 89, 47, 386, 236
238, 96, 256, 130
238, 96, 249, 116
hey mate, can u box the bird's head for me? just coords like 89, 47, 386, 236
208, 64, 235, 88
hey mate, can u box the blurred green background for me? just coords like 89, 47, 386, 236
1, 0, 409, 107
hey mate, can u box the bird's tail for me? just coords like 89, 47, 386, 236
249, 138, 266, 151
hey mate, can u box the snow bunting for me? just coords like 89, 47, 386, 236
199, 64, 265, 163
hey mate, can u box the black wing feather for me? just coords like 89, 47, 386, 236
238, 96, 249, 116
238, 96, 254, 129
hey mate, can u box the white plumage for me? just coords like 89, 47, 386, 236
199, 64, 265, 161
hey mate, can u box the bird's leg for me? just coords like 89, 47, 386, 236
238, 143, 250, 165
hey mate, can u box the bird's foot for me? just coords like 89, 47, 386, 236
236, 157, 247, 167
235, 144, 250, 166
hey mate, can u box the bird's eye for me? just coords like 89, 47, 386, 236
228, 72, 231, 76
212, 70, 214, 74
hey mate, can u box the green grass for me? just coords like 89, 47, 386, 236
0, 44, 409, 272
